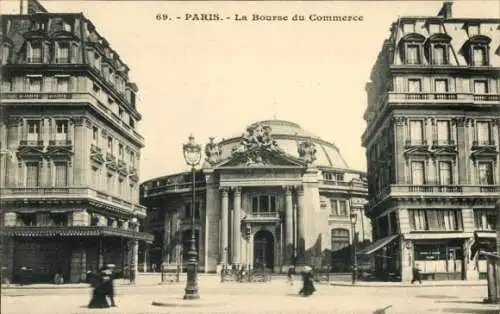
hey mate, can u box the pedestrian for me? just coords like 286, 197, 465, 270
87, 270, 109, 308
101, 264, 117, 307
298, 266, 316, 297
411, 264, 422, 284
287, 265, 295, 286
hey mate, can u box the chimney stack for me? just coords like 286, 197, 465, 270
437, 2, 453, 19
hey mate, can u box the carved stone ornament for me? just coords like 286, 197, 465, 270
297, 141, 317, 164
205, 137, 221, 165
232, 123, 282, 154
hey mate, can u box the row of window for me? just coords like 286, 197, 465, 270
91, 167, 137, 202
91, 83, 136, 129
407, 119, 494, 146
15, 212, 70, 227
322, 172, 345, 182
92, 126, 137, 165
24, 41, 76, 65
24, 161, 68, 187
406, 78, 491, 94
410, 160, 494, 185
403, 43, 489, 66
25, 119, 69, 142
24, 75, 70, 93
409, 209, 497, 231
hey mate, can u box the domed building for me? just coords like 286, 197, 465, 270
140, 120, 370, 273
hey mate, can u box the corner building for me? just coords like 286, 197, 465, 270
362, 2, 499, 282
0, 10, 153, 283
141, 120, 370, 273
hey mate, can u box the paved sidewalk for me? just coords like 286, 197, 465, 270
330, 279, 487, 288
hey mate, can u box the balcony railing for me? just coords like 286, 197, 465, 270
244, 212, 280, 222
91, 144, 102, 154
19, 140, 44, 147
145, 181, 206, 196
368, 184, 499, 208
474, 94, 500, 102
472, 140, 496, 148
2, 92, 144, 143
49, 140, 72, 146
0, 187, 147, 217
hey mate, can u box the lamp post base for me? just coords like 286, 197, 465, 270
183, 290, 200, 300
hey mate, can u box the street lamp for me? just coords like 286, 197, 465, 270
182, 134, 202, 300
350, 212, 358, 285
130, 217, 138, 284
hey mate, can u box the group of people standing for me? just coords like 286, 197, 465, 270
87, 264, 118, 308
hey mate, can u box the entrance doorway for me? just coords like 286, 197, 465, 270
253, 229, 274, 271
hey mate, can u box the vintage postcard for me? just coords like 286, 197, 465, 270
0, 0, 499, 313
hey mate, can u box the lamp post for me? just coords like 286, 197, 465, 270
350, 212, 358, 285
130, 217, 138, 284
182, 134, 201, 300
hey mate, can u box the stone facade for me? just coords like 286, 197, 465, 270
362, 3, 499, 282
0, 8, 152, 283
141, 120, 370, 273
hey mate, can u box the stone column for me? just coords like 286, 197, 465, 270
285, 186, 294, 264
72, 117, 87, 185
297, 186, 306, 265
232, 187, 241, 265
221, 188, 229, 265
163, 211, 170, 265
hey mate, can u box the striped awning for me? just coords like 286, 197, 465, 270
358, 234, 400, 255
1, 226, 154, 243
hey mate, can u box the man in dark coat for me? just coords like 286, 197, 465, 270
411, 264, 422, 284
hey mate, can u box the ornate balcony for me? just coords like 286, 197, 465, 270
243, 211, 280, 223
144, 181, 205, 197
48, 139, 72, 147
105, 153, 117, 170
0, 187, 148, 218
19, 140, 44, 150
117, 159, 128, 176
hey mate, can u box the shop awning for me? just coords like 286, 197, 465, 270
358, 234, 399, 255
1, 226, 154, 243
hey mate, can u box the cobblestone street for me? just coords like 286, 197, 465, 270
2, 277, 499, 314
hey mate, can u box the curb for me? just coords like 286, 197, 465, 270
329, 282, 486, 288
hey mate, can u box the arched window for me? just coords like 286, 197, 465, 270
398, 33, 426, 65
424, 33, 452, 65
330, 228, 350, 252
460, 35, 492, 66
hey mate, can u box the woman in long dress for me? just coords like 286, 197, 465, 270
298, 266, 316, 297
87, 271, 110, 308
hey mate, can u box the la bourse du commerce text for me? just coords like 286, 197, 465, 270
155, 13, 365, 23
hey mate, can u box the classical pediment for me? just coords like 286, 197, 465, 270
471, 146, 498, 159
216, 148, 305, 168
431, 146, 458, 157
45, 146, 73, 158
17, 146, 44, 158
404, 146, 432, 157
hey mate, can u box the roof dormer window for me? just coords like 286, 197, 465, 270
461, 35, 491, 67
27, 42, 42, 64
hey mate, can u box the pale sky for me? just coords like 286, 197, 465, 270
2, 1, 499, 181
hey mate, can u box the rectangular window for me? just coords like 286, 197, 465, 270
27, 120, 40, 141
29, 77, 42, 92
409, 120, 424, 145
338, 200, 347, 216
411, 161, 425, 185
406, 45, 420, 64
408, 79, 422, 93
107, 137, 113, 153
435, 79, 448, 93
118, 144, 124, 159
437, 120, 451, 145
409, 209, 463, 231
476, 122, 491, 145
54, 162, 68, 187
433, 45, 447, 65
474, 80, 488, 94
439, 161, 452, 185
259, 195, 269, 212
29, 43, 42, 63
56, 42, 69, 63
478, 162, 494, 185
56, 77, 69, 92
474, 209, 496, 230
55, 120, 68, 141
330, 200, 338, 215
92, 127, 99, 145
92, 83, 100, 95
473, 47, 486, 66
26, 162, 39, 187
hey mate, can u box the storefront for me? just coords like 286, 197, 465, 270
413, 239, 464, 280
